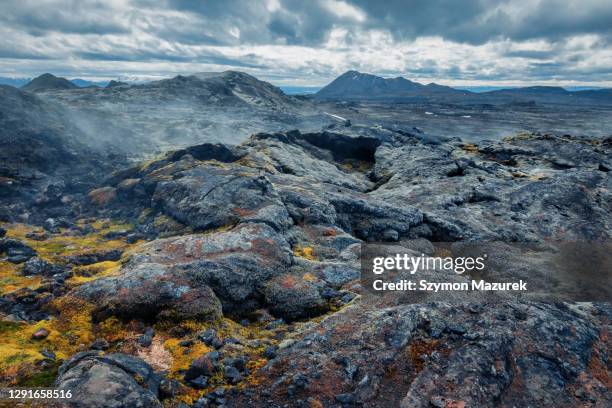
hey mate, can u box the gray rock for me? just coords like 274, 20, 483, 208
71, 262, 223, 322
224, 366, 243, 384
1, 238, 36, 263
184, 351, 221, 381
20, 256, 63, 276
263, 273, 327, 321
55, 352, 162, 407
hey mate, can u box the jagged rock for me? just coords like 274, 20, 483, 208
137, 327, 155, 347
11, 127, 609, 407
184, 351, 221, 381
263, 273, 327, 321
20, 256, 63, 276
70, 262, 223, 322
198, 328, 223, 349
90, 338, 109, 351
224, 366, 243, 384
0, 238, 36, 263
370, 132, 612, 241
55, 352, 162, 408
225, 301, 610, 407
71, 222, 293, 320
151, 163, 292, 232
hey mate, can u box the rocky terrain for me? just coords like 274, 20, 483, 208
1, 122, 610, 406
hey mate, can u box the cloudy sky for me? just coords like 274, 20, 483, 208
0, 0, 611, 86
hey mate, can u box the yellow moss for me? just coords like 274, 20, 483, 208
529, 173, 549, 181
293, 245, 316, 261
302, 272, 317, 282
0, 261, 41, 294
2, 220, 134, 264
96, 317, 126, 343
163, 338, 211, 377
0, 297, 94, 381
241, 358, 269, 388
67, 261, 122, 286
460, 143, 480, 153
47, 297, 95, 353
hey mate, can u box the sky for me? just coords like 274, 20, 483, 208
0, 0, 611, 87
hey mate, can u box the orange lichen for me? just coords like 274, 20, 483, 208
280, 275, 298, 289
322, 228, 337, 237
409, 339, 442, 373
88, 187, 117, 206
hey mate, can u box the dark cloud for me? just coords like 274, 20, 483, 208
139, 0, 612, 46
0, 0, 610, 84
1, 1, 610, 45
0, 0, 129, 35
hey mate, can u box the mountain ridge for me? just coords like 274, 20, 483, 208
315, 70, 612, 104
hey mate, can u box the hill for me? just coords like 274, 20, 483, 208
21, 73, 78, 92
315, 70, 468, 100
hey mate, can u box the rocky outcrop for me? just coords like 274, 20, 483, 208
54, 352, 162, 407
225, 301, 610, 407
40, 127, 611, 406
70, 222, 295, 320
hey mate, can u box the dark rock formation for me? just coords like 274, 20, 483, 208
14, 125, 608, 406
54, 352, 163, 407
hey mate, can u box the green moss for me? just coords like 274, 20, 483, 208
17, 363, 60, 387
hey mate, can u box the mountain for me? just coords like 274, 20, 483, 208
0, 77, 31, 87
21, 73, 78, 92
132, 70, 298, 109
19, 70, 318, 155
106, 80, 128, 88
71, 78, 108, 88
316, 71, 612, 105
315, 70, 468, 100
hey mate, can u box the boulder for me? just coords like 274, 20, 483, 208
0, 238, 36, 263
71, 262, 223, 322
88, 187, 117, 207
21, 256, 64, 276
55, 352, 162, 408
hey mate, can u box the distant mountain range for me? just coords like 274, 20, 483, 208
5, 71, 611, 105
0, 75, 108, 89
0, 71, 315, 161
314, 70, 612, 105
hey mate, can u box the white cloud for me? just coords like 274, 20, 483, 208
321, 0, 366, 22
